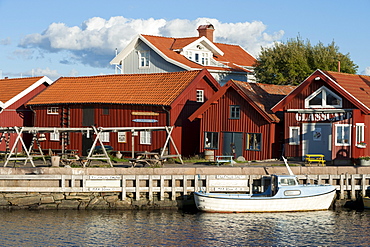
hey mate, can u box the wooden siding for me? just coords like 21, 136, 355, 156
284, 81, 357, 110
123, 41, 183, 74
170, 75, 219, 156
281, 78, 367, 161
0, 83, 48, 152
198, 88, 276, 161
32, 104, 169, 156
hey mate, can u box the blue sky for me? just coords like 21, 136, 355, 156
0, 0, 369, 80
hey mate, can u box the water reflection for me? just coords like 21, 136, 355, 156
0, 210, 369, 246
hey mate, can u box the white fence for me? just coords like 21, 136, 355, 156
0, 174, 369, 200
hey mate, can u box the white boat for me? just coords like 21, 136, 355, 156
194, 157, 336, 213
363, 197, 370, 209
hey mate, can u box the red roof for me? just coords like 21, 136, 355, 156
324, 71, 370, 110
234, 81, 296, 122
27, 70, 213, 106
142, 35, 255, 73
272, 70, 370, 113
189, 80, 295, 122
0, 77, 44, 103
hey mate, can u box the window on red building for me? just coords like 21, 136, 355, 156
246, 133, 261, 151
204, 132, 218, 149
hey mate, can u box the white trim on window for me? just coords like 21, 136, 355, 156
196, 90, 204, 102
50, 132, 60, 141
140, 131, 151, 145
289, 126, 300, 145
47, 107, 59, 115
305, 86, 342, 109
335, 124, 351, 146
99, 132, 110, 143
356, 123, 365, 146
139, 50, 150, 68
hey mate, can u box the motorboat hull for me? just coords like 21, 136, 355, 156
194, 187, 336, 213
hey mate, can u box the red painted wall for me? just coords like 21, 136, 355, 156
0, 83, 48, 152
281, 78, 366, 162
197, 87, 277, 161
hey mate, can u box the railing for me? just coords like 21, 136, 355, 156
0, 174, 369, 201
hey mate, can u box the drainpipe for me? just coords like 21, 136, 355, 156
29, 105, 36, 127
162, 106, 171, 155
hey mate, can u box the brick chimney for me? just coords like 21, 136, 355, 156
197, 24, 215, 42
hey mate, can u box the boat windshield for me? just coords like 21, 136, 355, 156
279, 178, 297, 186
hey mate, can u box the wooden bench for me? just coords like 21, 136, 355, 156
216, 156, 234, 166
305, 154, 325, 166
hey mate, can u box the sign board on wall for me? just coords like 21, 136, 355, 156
132, 119, 158, 123
295, 112, 352, 122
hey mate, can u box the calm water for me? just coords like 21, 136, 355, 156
0, 209, 369, 246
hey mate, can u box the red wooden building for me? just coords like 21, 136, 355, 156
26, 70, 219, 156
0, 76, 53, 151
272, 69, 370, 165
189, 79, 295, 161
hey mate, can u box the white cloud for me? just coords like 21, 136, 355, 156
27, 67, 60, 80
363, 67, 370, 76
0, 37, 11, 45
10, 49, 35, 60
18, 17, 284, 68
69, 68, 79, 76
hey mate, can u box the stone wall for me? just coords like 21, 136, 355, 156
0, 192, 187, 210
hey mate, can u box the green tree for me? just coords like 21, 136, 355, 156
254, 37, 358, 85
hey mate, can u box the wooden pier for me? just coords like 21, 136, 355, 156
0, 173, 369, 201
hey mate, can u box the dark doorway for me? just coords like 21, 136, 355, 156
222, 132, 243, 157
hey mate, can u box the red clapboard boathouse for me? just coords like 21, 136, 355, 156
26, 70, 219, 157
189, 79, 295, 161
0, 76, 53, 151
272, 69, 370, 165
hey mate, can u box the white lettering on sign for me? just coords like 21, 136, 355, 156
295, 112, 352, 122
209, 180, 248, 187
216, 175, 247, 179
89, 176, 121, 180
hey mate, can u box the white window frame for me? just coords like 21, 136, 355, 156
196, 90, 204, 102
356, 123, 365, 146
139, 50, 150, 68
183, 45, 211, 65
289, 126, 300, 145
305, 86, 342, 109
335, 124, 351, 146
117, 132, 127, 143
50, 131, 60, 141
140, 131, 151, 145
99, 132, 110, 143
47, 107, 59, 115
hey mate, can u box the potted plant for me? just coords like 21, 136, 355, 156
357, 142, 367, 148
359, 156, 370, 166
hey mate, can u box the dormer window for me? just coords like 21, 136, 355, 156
139, 50, 150, 68
183, 43, 211, 66
305, 86, 342, 108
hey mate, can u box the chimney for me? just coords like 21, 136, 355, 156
197, 24, 215, 42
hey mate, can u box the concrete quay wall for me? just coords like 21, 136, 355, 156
1, 165, 369, 176
0, 166, 369, 210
